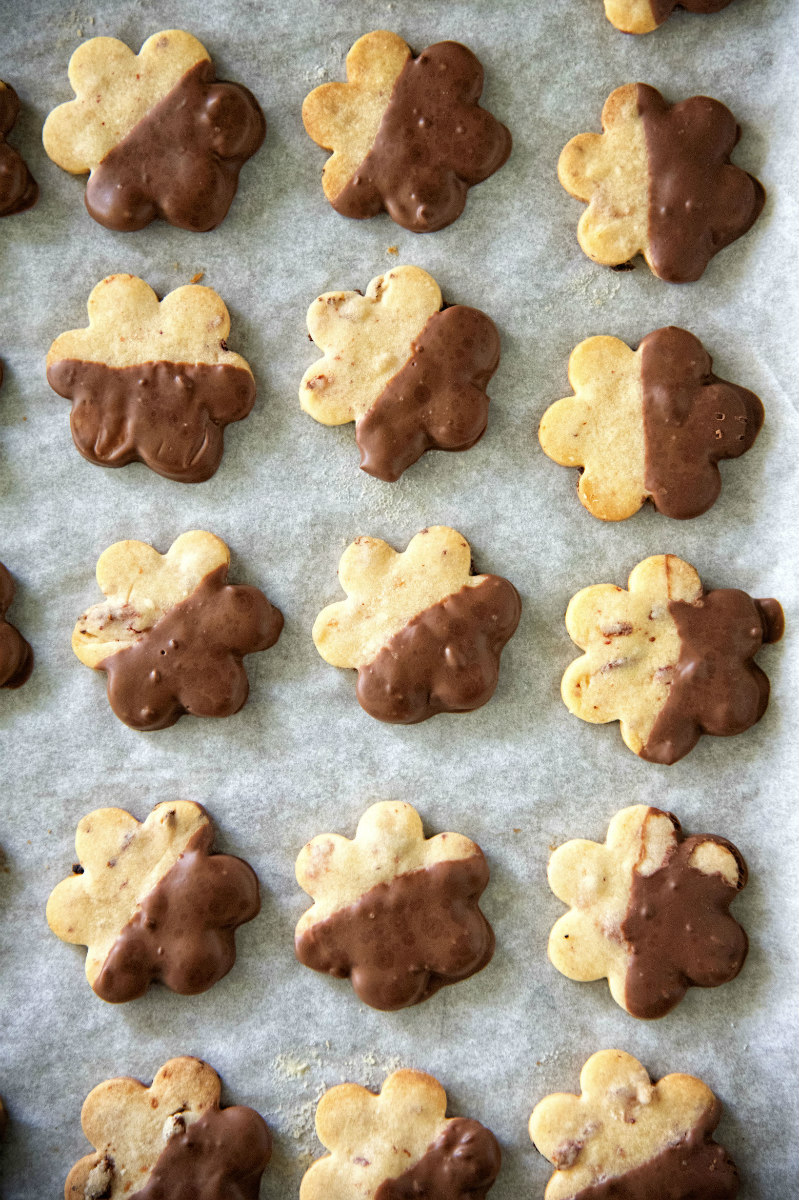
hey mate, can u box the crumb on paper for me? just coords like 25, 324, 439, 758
387, 245, 398, 255
190, 271, 204, 284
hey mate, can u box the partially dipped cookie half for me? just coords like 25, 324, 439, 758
47, 801, 260, 1003
65, 1057, 272, 1200
529, 1050, 738, 1199
0, 561, 33, 689
313, 526, 521, 724
47, 274, 256, 483
301, 1069, 501, 1200
605, 0, 735, 34
538, 327, 763, 520
562, 554, 783, 764
72, 531, 283, 731
43, 30, 265, 232
558, 83, 764, 282
301, 266, 500, 481
295, 800, 493, 1010
0, 80, 38, 216
548, 805, 747, 1018
302, 31, 511, 232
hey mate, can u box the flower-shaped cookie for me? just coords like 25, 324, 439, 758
47, 801, 260, 1003
313, 526, 521, 724
529, 1050, 738, 1199
604, 0, 734, 34
558, 83, 764, 282
295, 800, 493, 1010
538, 327, 763, 520
302, 31, 511, 232
0, 561, 33, 690
47, 275, 256, 483
548, 805, 747, 1018
301, 266, 500, 481
72, 531, 283, 731
65, 1056, 272, 1200
301, 1069, 501, 1200
561, 554, 783, 763
43, 30, 265, 232
0, 80, 37, 216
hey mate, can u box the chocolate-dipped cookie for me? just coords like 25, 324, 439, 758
605, 0, 735, 34
0, 81, 37, 217
0, 561, 33, 690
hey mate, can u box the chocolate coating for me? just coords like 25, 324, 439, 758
357, 306, 500, 482
295, 855, 493, 1010
0, 83, 38, 217
130, 1105, 272, 1200
651, 0, 733, 23
334, 41, 511, 232
640, 326, 763, 519
97, 564, 283, 731
571, 1098, 738, 1199
47, 359, 255, 483
0, 562, 33, 690
637, 84, 764, 283
94, 823, 260, 1003
85, 59, 265, 232
356, 575, 521, 724
641, 589, 784, 764
375, 1118, 501, 1200
622, 814, 747, 1018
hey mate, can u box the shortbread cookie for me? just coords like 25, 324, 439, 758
43, 30, 265, 232
558, 83, 764, 282
72, 531, 283, 731
562, 554, 783, 764
605, 0, 734, 34
530, 1050, 738, 1199
301, 1068, 501, 1200
47, 801, 259, 1003
47, 275, 255, 482
539, 327, 763, 520
0, 562, 33, 689
313, 526, 521, 723
295, 800, 493, 1010
65, 1056, 272, 1200
548, 805, 747, 1019
302, 31, 511, 233
0, 81, 38, 216
301, 266, 500, 481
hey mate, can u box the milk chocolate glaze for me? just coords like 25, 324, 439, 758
636, 84, 764, 283
621, 812, 747, 1019
295, 855, 493, 1010
85, 59, 265, 232
130, 1105, 272, 1200
571, 1098, 738, 1200
356, 575, 521, 724
375, 1118, 501, 1200
47, 359, 255, 483
94, 823, 260, 1002
641, 589, 784, 764
651, 0, 733, 23
0, 562, 33, 689
357, 306, 500, 481
0, 83, 38, 217
640, 327, 763, 519
98, 564, 283, 731
333, 42, 511, 232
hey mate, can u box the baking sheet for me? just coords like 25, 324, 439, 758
1, 0, 797, 1195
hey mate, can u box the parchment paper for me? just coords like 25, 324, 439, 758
0, 0, 797, 1196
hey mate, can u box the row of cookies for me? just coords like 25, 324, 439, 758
0, 531, 784, 764
2, 25, 764, 281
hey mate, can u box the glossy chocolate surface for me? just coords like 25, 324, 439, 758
333, 41, 511, 232
651, 0, 733, 23
0, 562, 33, 689
356, 575, 521, 724
97, 564, 283, 731
640, 326, 763, 518
94, 823, 260, 1002
0, 83, 38, 217
85, 59, 265, 232
637, 84, 764, 282
375, 1118, 501, 1200
296, 855, 493, 1010
47, 359, 255, 482
357, 305, 500, 482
